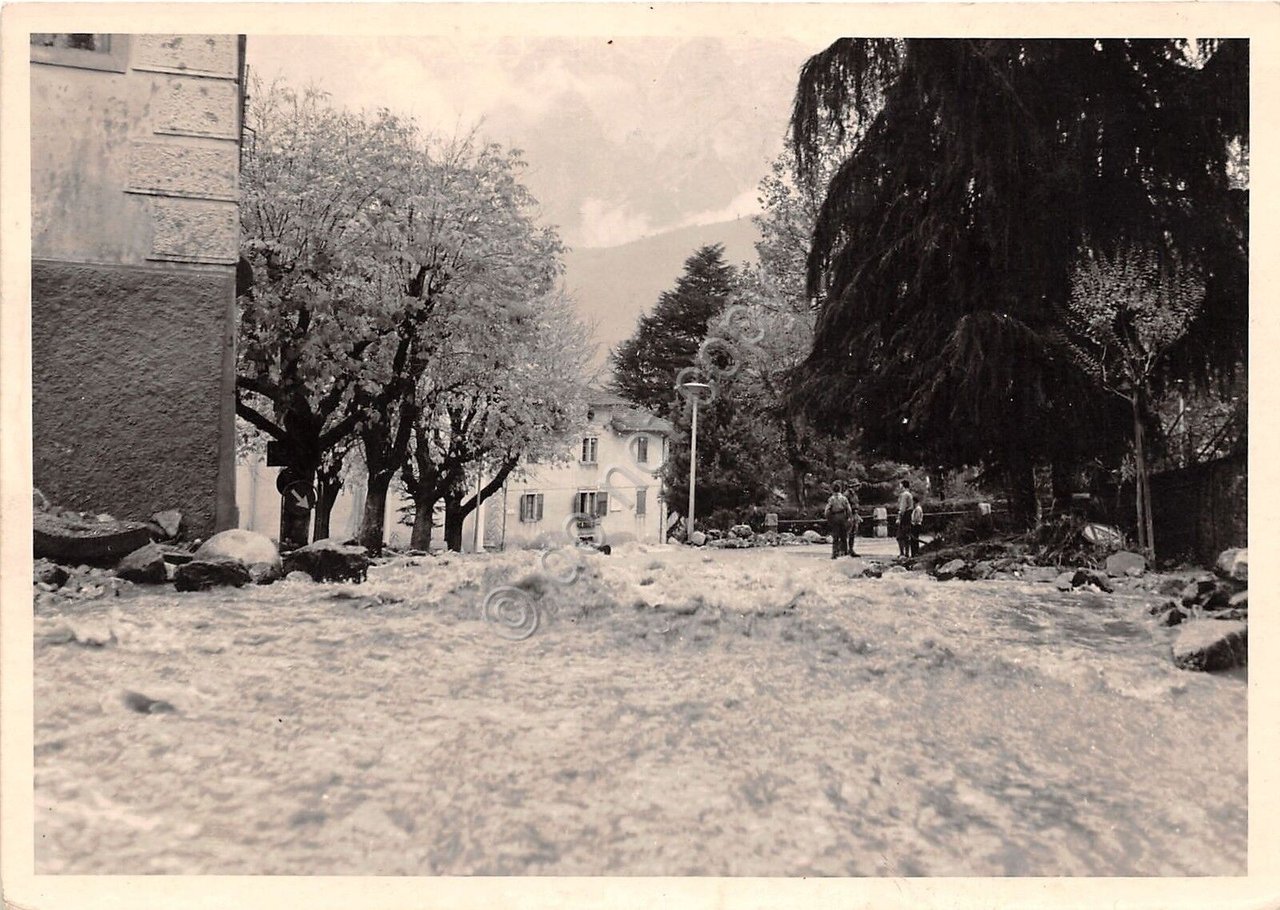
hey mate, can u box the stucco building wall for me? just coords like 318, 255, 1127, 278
31, 34, 242, 536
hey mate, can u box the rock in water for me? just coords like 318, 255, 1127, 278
282, 538, 370, 583
33, 510, 152, 565
151, 509, 183, 540
33, 558, 70, 589
122, 690, 177, 714
731, 524, 754, 540
116, 543, 168, 584
1215, 548, 1248, 584
1105, 551, 1147, 578
174, 557, 252, 592
1172, 619, 1247, 672
196, 529, 280, 569
935, 559, 967, 581
1071, 568, 1114, 593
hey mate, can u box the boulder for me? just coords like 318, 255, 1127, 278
195, 529, 280, 568
116, 543, 168, 584
1172, 619, 1247, 672
731, 524, 754, 540
1159, 606, 1187, 627
1229, 590, 1247, 610
151, 509, 183, 540
248, 561, 283, 585
1215, 548, 1247, 584
1180, 577, 1217, 606
33, 510, 152, 565
1105, 551, 1147, 578
174, 557, 252, 592
1069, 568, 1113, 593
1155, 577, 1187, 597
33, 558, 70, 589
802, 530, 823, 543
688, 531, 707, 547
284, 570, 315, 583
936, 559, 967, 581
707, 538, 730, 549
282, 538, 371, 583
973, 560, 996, 580
1054, 571, 1076, 591
1202, 584, 1235, 611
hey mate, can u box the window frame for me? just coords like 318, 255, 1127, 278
635, 487, 648, 516
636, 436, 649, 464
519, 492, 544, 523
580, 436, 599, 464
31, 33, 130, 73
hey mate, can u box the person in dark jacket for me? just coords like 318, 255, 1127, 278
823, 481, 852, 559
896, 480, 915, 557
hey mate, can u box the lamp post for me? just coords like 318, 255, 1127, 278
678, 381, 711, 542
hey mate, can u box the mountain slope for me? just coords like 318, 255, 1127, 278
562, 217, 761, 371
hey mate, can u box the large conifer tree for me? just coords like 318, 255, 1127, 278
611, 245, 737, 417
788, 39, 1248, 522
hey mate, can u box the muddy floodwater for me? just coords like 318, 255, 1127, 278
33, 544, 1246, 876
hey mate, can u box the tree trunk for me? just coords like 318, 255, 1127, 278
1132, 396, 1154, 558
313, 472, 342, 541
359, 470, 394, 554
444, 492, 466, 552
1006, 452, 1039, 529
410, 496, 438, 551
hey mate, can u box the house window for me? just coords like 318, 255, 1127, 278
31, 34, 129, 72
636, 488, 647, 516
581, 436, 598, 464
636, 436, 649, 464
576, 490, 608, 518
519, 493, 544, 523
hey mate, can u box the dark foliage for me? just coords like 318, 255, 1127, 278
788, 39, 1248, 515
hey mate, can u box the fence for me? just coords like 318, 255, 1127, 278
1148, 452, 1247, 565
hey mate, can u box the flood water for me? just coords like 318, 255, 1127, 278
33, 546, 1246, 875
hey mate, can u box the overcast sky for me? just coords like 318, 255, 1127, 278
246, 35, 818, 250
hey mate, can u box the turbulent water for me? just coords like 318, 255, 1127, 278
33, 545, 1246, 875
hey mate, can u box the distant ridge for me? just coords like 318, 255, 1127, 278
562, 216, 761, 371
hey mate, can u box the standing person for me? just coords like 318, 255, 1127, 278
910, 499, 925, 557
896, 480, 914, 557
846, 480, 862, 557
824, 480, 852, 559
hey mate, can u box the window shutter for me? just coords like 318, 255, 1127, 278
519, 495, 529, 522
535, 493, 544, 521
596, 492, 609, 517
636, 488, 647, 516
637, 437, 649, 464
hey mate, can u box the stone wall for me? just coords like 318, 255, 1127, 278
30, 34, 243, 537
32, 261, 235, 535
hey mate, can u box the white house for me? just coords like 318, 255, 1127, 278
237, 389, 674, 552
495, 389, 675, 550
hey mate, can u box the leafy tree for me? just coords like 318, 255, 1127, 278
611, 245, 737, 417
237, 80, 418, 547
400, 292, 592, 551
1064, 246, 1206, 555
788, 39, 1248, 525
352, 134, 564, 553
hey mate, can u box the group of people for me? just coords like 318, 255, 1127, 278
823, 478, 924, 559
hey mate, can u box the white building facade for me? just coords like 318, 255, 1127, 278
237, 391, 674, 552
496, 391, 674, 550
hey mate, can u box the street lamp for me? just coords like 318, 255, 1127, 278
678, 381, 711, 543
